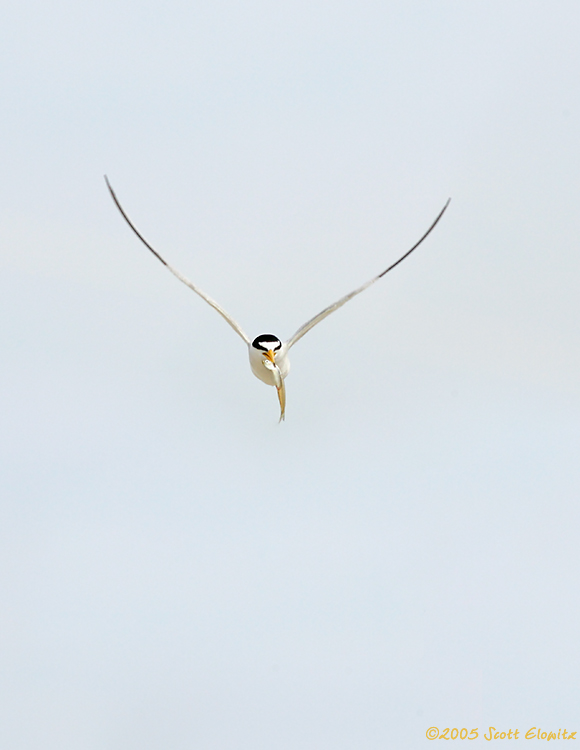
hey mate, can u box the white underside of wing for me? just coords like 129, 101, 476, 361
165, 263, 250, 344
285, 275, 378, 349
285, 198, 450, 349
105, 177, 250, 345
107, 178, 449, 369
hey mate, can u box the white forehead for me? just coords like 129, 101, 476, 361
252, 336, 282, 350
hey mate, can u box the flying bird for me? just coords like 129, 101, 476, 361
105, 176, 450, 422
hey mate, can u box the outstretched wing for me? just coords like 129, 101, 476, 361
286, 199, 450, 349
105, 176, 250, 345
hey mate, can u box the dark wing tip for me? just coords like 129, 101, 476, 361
104, 174, 115, 197
377, 197, 451, 279
104, 176, 169, 268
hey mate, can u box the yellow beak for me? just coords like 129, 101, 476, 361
265, 349, 276, 363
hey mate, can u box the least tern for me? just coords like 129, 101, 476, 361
105, 176, 449, 421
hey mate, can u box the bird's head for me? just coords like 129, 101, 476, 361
251, 334, 282, 364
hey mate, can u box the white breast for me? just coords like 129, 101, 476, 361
248, 344, 291, 385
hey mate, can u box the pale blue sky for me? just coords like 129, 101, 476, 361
1, 1, 579, 747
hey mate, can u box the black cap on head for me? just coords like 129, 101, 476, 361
252, 334, 282, 351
